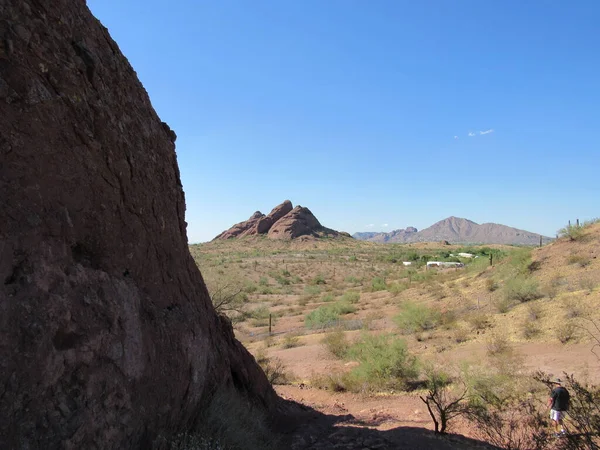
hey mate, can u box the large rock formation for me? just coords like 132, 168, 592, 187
268, 206, 325, 239
213, 200, 294, 240
214, 200, 340, 240
0, 1, 277, 448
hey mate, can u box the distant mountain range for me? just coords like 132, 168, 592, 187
353, 217, 553, 245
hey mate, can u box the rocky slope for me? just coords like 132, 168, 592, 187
214, 201, 341, 240
0, 1, 277, 448
353, 217, 552, 245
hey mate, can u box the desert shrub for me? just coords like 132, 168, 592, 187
321, 328, 349, 358
255, 350, 290, 385
274, 275, 290, 286
467, 397, 548, 450
321, 293, 335, 303
304, 285, 321, 297
281, 269, 291, 277
558, 223, 585, 241
340, 290, 360, 304
503, 276, 542, 303
259, 277, 268, 286
249, 306, 272, 327
309, 371, 360, 393
467, 312, 490, 330
344, 275, 360, 285
439, 309, 458, 330
494, 296, 514, 314
257, 286, 273, 295
388, 282, 408, 295
454, 327, 470, 343
485, 278, 499, 292
557, 321, 577, 344
568, 253, 592, 267
429, 283, 447, 300
304, 305, 340, 330
304, 301, 354, 329
563, 300, 582, 319
335, 301, 356, 315
521, 321, 540, 339
420, 368, 470, 434
281, 334, 301, 349
486, 333, 512, 356
505, 248, 533, 275
394, 302, 441, 334
541, 282, 558, 299
580, 278, 597, 293
527, 303, 543, 321
244, 283, 258, 294
347, 333, 419, 390
370, 277, 387, 292
310, 274, 326, 285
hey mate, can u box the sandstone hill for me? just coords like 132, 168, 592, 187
353, 217, 552, 245
214, 200, 342, 240
0, 1, 278, 448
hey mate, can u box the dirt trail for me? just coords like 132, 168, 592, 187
276, 385, 498, 449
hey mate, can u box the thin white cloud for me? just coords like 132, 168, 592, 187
468, 132, 476, 137
382, 223, 389, 228
454, 136, 459, 140
365, 224, 375, 228
479, 129, 494, 135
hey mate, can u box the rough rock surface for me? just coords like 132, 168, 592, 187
0, 1, 277, 448
268, 206, 326, 240
255, 199, 294, 235
214, 200, 339, 241
213, 211, 266, 240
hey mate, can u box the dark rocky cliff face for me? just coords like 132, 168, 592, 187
0, 0, 276, 448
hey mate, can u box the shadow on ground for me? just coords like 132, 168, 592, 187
275, 399, 501, 450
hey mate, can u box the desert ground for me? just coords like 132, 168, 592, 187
190, 222, 600, 448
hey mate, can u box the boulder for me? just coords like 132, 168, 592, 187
0, 1, 277, 448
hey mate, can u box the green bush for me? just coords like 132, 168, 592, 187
304, 301, 356, 329
371, 277, 387, 292
394, 302, 441, 334
321, 329, 349, 358
558, 223, 585, 241
305, 306, 340, 329
340, 291, 360, 304
347, 333, 419, 390
503, 276, 542, 302
310, 274, 326, 285
335, 301, 356, 315
304, 285, 321, 297
321, 293, 335, 303
388, 282, 408, 295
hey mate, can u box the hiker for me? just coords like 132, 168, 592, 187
547, 377, 570, 436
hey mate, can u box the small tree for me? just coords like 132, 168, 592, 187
209, 282, 248, 323
420, 369, 469, 434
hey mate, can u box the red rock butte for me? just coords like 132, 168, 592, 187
214, 200, 343, 240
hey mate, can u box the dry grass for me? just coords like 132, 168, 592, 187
191, 223, 600, 392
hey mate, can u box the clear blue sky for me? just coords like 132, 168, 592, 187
88, 0, 599, 243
